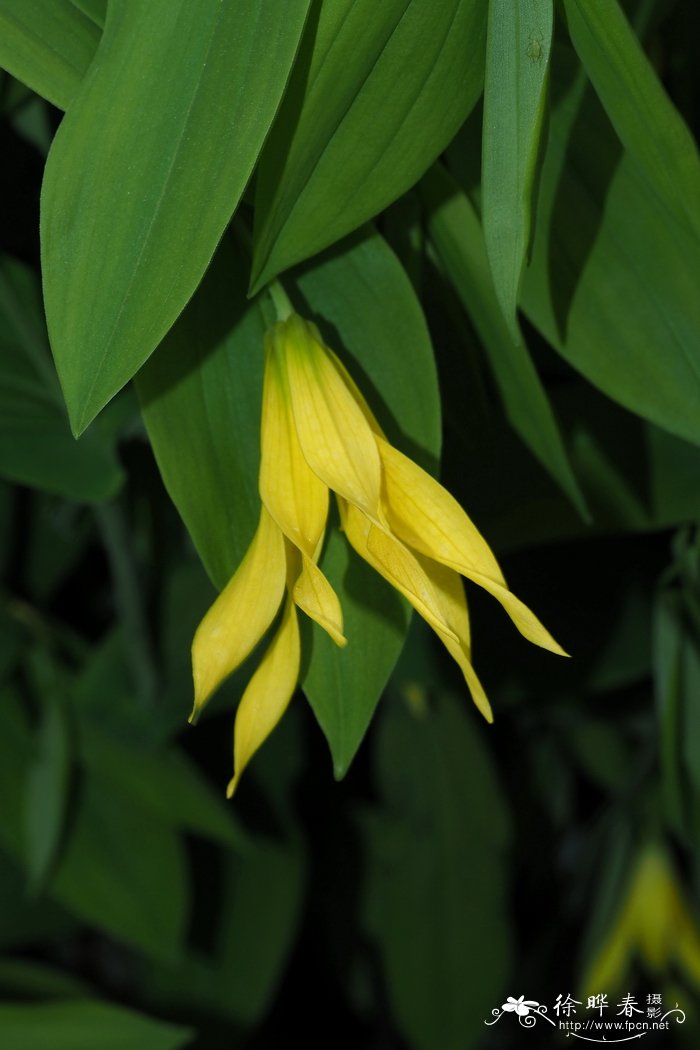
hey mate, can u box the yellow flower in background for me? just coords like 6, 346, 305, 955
192, 313, 565, 795
583, 843, 700, 996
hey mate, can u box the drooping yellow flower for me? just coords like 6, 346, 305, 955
191, 313, 565, 794
583, 843, 700, 996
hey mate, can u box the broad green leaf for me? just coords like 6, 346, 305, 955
362, 689, 512, 1050
562, 0, 700, 240
482, 0, 553, 335
251, 0, 488, 291
136, 235, 266, 591
24, 653, 73, 892
0, 258, 123, 501
292, 229, 441, 774
423, 163, 586, 515
300, 530, 410, 778
521, 50, 700, 447
0, 1000, 193, 1050
0, 1, 99, 110
42, 0, 311, 435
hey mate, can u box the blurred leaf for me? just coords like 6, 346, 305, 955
423, 163, 586, 514
482, 0, 553, 334
0, 851, 72, 951
562, 0, 700, 239
0, 957, 90, 999
521, 49, 700, 448
77, 725, 244, 850
49, 772, 189, 964
146, 712, 306, 1027
24, 652, 74, 892
567, 719, 635, 794
654, 550, 700, 842
251, 0, 488, 290
41, 0, 311, 434
0, 257, 124, 501
0, 688, 188, 963
24, 499, 92, 601
0, 1000, 193, 1050
10, 94, 53, 155
362, 689, 512, 1050
0, 0, 99, 110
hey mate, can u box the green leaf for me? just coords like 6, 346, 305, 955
423, 163, 587, 515
301, 530, 410, 778
251, 0, 488, 291
41, 0, 311, 435
0, 1000, 193, 1050
521, 50, 700, 447
136, 235, 266, 591
562, 0, 700, 240
362, 688, 512, 1050
0, 257, 124, 501
482, 0, 553, 335
0, 0, 99, 110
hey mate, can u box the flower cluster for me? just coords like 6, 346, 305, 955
191, 314, 564, 795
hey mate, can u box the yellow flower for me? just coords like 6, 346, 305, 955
583, 843, 700, 996
191, 313, 565, 795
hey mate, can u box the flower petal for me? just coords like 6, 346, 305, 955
227, 595, 300, 798
415, 555, 493, 722
260, 335, 329, 557
378, 438, 567, 656
467, 571, 568, 656
378, 436, 505, 584
293, 553, 347, 647
339, 500, 458, 643
191, 507, 286, 720
278, 316, 383, 520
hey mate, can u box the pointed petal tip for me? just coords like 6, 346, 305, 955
225, 776, 238, 800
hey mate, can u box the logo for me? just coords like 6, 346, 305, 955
484, 992, 686, 1042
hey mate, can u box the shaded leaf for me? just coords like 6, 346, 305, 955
0, 1000, 193, 1050
521, 49, 700, 447
562, 0, 700, 239
361, 688, 511, 1050
0, 257, 123, 501
423, 163, 586, 514
24, 652, 73, 892
251, 0, 488, 290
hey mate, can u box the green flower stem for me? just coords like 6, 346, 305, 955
268, 280, 295, 322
